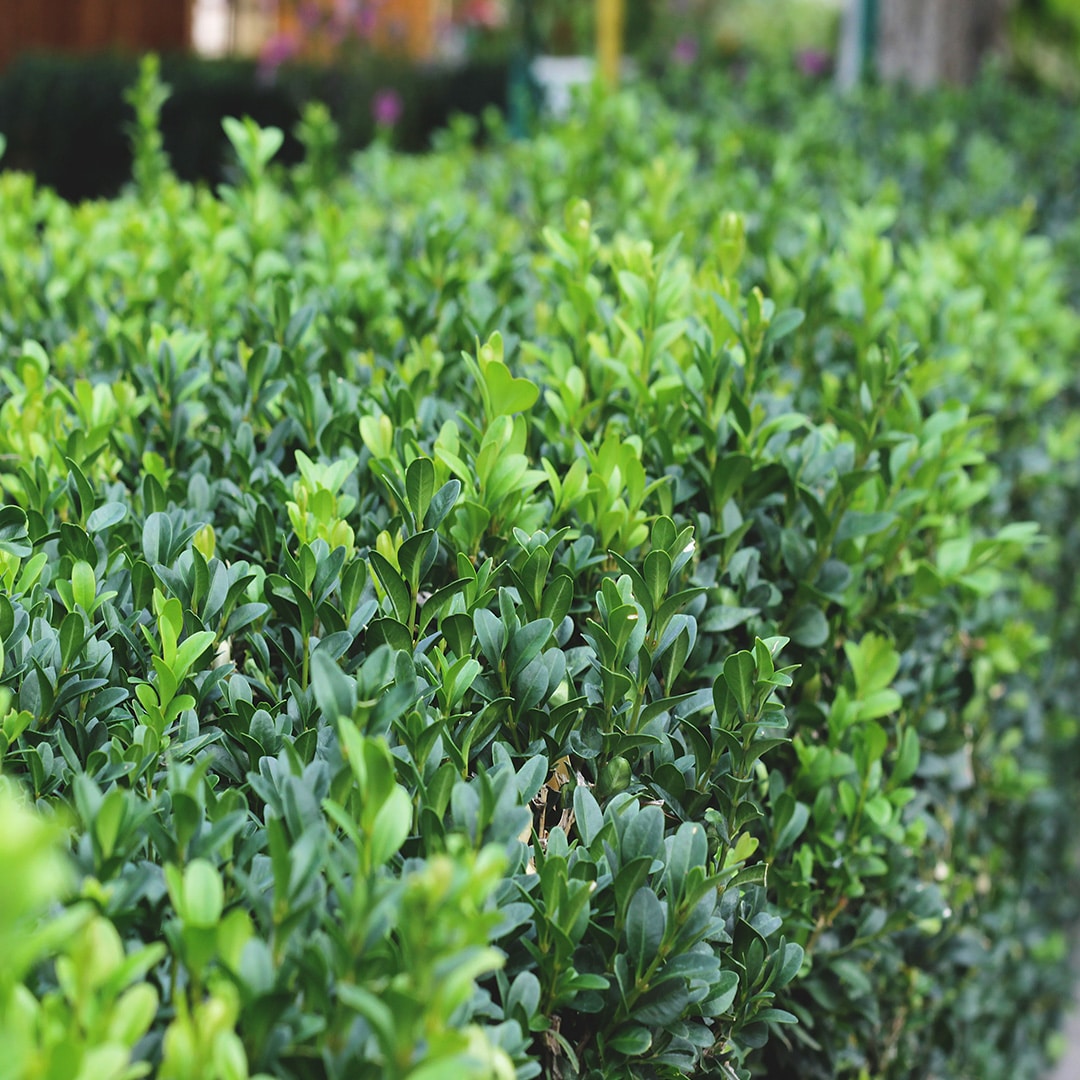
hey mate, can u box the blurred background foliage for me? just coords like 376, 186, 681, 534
2, 0, 1080, 200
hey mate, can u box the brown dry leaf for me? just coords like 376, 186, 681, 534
547, 755, 574, 792
542, 1016, 565, 1080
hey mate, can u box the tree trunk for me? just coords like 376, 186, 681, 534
875, 0, 1013, 87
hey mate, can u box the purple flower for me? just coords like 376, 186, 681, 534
460, 0, 505, 28
258, 30, 300, 79
796, 48, 831, 78
327, 0, 352, 33
671, 35, 699, 67
355, 6, 378, 38
372, 88, 404, 129
298, 2, 323, 32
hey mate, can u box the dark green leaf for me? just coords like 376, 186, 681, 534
626, 887, 666, 974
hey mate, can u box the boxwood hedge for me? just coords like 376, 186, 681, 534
1, 57, 1078, 1080
0, 51, 510, 202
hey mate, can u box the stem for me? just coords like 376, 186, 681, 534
804, 895, 849, 956
627, 676, 647, 734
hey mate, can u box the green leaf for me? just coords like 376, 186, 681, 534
87, 501, 128, 532
701, 605, 758, 633
370, 785, 413, 866
845, 633, 901, 696
633, 978, 689, 1026
425, 479, 461, 530
507, 618, 553, 680
755, 1007, 799, 1025
835, 510, 896, 544
574, 785, 604, 848
337, 983, 396, 1053
506, 970, 542, 1025
59, 611, 86, 670
416, 578, 470, 636
398, 530, 436, 590
774, 798, 810, 852
482, 360, 539, 417
182, 859, 224, 928
711, 675, 738, 730
71, 560, 96, 612
617, 269, 650, 319
367, 616, 413, 652
664, 821, 707, 901
94, 788, 126, 860
312, 650, 357, 724
405, 457, 436, 528
442, 655, 481, 710
721, 651, 755, 719
370, 550, 411, 624
516, 754, 548, 801
622, 804, 664, 862
788, 604, 829, 647
562, 971, 608, 991
837, 779, 858, 820
764, 307, 805, 346
864, 793, 893, 827
540, 572, 575, 625
892, 726, 920, 785
608, 1025, 652, 1056
174, 630, 215, 679
937, 535, 974, 578
729, 863, 768, 888
626, 887, 666, 974
705, 970, 739, 1014
753, 637, 775, 681
142, 511, 172, 564
434, 944, 506, 1016
474, 608, 505, 667
642, 548, 672, 610
856, 688, 902, 721
774, 941, 804, 988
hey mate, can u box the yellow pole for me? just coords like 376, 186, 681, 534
597, 0, 624, 88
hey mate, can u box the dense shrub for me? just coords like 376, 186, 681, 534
0, 58, 1078, 1079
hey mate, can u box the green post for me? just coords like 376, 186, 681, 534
860, 0, 878, 79
837, 0, 879, 89
508, 0, 540, 138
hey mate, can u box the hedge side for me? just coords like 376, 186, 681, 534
0, 60, 1078, 1080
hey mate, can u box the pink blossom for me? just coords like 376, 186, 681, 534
372, 88, 404, 128
298, 1, 322, 32
259, 30, 300, 73
796, 48, 831, 77
460, 0, 505, 29
333, 0, 361, 20
355, 5, 378, 37
671, 35, 699, 66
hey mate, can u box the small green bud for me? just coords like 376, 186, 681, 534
716, 210, 746, 278
597, 756, 632, 799
566, 198, 592, 244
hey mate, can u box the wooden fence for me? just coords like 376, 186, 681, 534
1, 0, 190, 70
0, 0, 460, 71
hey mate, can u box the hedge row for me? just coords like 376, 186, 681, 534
1, 59, 1078, 1079
0, 51, 509, 201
